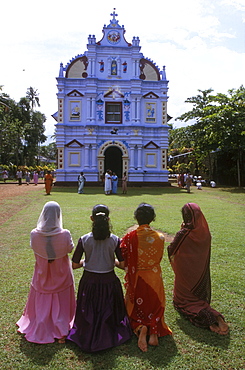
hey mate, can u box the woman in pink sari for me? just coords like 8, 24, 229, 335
16, 201, 76, 343
168, 203, 229, 335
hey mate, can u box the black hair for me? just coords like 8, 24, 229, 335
91, 204, 111, 240
134, 203, 156, 225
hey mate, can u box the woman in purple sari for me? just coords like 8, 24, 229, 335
168, 203, 229, 335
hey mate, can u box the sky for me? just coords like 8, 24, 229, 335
1, 0, 244, 144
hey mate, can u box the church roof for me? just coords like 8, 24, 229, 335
96, 8, 133, 47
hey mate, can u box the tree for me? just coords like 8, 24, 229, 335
39, 142, 57, 164
26, 87, 40, 111
0, 85, 10, 112
176, 86, 245, 186
0, 86, 47, 167
24, 111, 47, 166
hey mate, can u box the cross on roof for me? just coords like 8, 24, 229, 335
110, 8, 118, 21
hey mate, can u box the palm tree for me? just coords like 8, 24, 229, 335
26, 86, 40, 111
0, 85, 10, 112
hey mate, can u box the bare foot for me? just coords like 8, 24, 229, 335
58, 336, 66, 344
138, 326, 148, 352
217, 316, 229, 335
148, 333, 159, 346
210, 323, 221, 334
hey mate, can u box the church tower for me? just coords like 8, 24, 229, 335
55, 9, 169, 185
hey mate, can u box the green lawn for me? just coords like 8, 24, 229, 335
0, 184, 244, 370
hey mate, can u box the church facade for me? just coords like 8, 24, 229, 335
55, 10, 170, 185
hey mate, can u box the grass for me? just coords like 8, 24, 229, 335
0, 184, 244, 370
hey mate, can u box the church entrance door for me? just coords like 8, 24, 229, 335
104, 146, 122, 178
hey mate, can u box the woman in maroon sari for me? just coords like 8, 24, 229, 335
168, 203, 229, 335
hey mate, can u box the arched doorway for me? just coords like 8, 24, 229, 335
104, 146, 122, 178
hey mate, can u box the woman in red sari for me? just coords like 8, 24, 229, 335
168, 203, 229, 335
120, 203, 172, 352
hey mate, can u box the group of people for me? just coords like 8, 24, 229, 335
177, 173, 192, 192
104, 169, 127, 195
15, 169, 53, 188
177, 173, 216, 192
16, 201, 229, 354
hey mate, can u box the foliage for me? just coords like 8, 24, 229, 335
0, 186, 244, 369
0, 86, 47, 167
39, 142, 57, 163
0, 164, 55, 180
169, 86, 245, 185
26, 86, 40, 111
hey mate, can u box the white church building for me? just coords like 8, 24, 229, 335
54, 10, 170, 186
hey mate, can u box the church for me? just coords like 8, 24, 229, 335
54, 10, 170, 186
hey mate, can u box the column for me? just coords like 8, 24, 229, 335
91, 144, 97, 169
137, 145, 142, 169
137, 98, 140, 122
91, 58, 95, 77
84, 144, 90, 169
87, 98, 91, 121
92, 97, 96, 121
129, 145, 135, 170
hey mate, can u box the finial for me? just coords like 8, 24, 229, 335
59, 63, 64, 77
110, 8, 118, 21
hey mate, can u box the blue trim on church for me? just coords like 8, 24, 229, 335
55, 9, 169, 185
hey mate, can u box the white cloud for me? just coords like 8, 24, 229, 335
0, 0, 244, 140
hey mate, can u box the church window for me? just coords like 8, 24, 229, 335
105, 102, 122, 123
111, 60, 117, 75
145, 102, 156, 123
70, 101, 81, 121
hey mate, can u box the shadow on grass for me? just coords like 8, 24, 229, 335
220, 186, 245, 194
175, 316, 230, 349
19, 336, 64, 366
125, 334, 178, 368
65, 334, 177, 369
52, 186, 183, 196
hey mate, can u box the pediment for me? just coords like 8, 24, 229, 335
143, 92, 159, 99
144, 141, 160, 149
67, 90, 84, 97
51, 111, 58, 121
104, 88, 124, 98
65, 139, 84, 148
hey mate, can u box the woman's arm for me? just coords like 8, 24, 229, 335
71, 238, 84, 269
115, 239, 125, 269
115, 259, 125, 270
72, 259, 84, 269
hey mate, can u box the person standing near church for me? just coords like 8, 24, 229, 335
33, 171, 39, 185
16, 169, 23, 185
104, 169, 112, 195
185, 174, 192, 193
78, 172, 86, 194
111, 172, 118, 194
122, 171, 127, 194
44, 171, 54, 195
